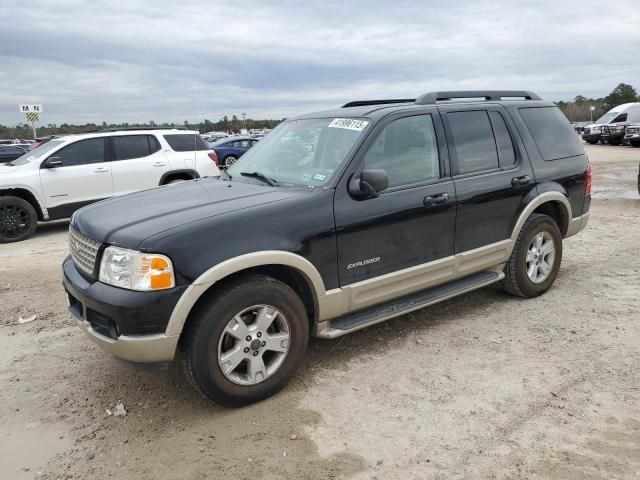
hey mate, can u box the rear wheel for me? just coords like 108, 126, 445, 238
503, 214, 562, 298
0, 196, 38, 243
586, 139, 598, 145
224, 156, 238, 167
179, 273, 309, 407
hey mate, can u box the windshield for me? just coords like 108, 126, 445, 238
595, 111, 621, 125
8, 139, 65, 166
226, 117, 369, 187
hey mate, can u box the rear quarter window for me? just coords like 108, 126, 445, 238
519, 106, 583, 161
163, 134, 209, 152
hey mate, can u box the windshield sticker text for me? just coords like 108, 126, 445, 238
328, 118, 369, 131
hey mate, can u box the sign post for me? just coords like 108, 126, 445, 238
589, 105, 595, 123
19, 104, 43, 139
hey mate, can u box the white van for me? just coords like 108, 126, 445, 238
581, 103, 640, 145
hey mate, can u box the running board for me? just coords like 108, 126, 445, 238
316, 271, 504, 339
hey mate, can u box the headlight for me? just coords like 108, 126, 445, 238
616, 125, 625, 131
99, 246, 175, 291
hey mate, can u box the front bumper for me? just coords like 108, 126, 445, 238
624, 133, 640, 144
63, 256, 184, 363
582, 133, 601, 142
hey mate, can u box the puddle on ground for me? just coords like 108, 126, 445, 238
591, 188, 639, 200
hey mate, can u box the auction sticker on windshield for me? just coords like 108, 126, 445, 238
328, 118, 369, 131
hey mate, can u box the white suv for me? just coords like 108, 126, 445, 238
0, 128, 220, 242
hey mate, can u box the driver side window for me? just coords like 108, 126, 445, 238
363, 114, 440, 188
52, 138, 106, 167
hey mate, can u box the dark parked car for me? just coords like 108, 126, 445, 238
64, 90, 591, 407
210, 136, 259, 167
0, 144, 27, 163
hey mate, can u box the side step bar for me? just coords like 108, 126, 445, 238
316, 270, 504, 339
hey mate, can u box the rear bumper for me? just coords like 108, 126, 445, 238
565, 211, 590, 238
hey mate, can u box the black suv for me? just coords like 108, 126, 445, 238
63, 91, 591, 406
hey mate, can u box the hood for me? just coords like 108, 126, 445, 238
72, 178, 310, 247
0, 164, 19, 174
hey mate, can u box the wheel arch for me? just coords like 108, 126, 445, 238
511, 191, 572, 241
159, 169, 199, 185
166, 251, 326, 338
0, 187, 46, 221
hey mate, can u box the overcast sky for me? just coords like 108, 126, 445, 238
1, 0, 638, 125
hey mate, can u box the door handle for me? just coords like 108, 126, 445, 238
511, 175, 533, 187
94, 167, 109, 173
423, 192, 449, 208
153, 162, 167, 166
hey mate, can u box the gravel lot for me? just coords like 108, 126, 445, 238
1, 143, 639, 480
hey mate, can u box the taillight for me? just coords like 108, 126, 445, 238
585, 162, 592, 196
208, 151, 218, 164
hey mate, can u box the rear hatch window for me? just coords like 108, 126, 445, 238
519, 106, 583, 161
163, 134, 209, 152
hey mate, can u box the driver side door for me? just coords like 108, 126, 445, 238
39, 137, 114, 219
334, 109, 456, 309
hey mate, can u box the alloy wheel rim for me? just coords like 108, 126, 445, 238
526, 231, 555, 284
217, 304, 291, 386
0, 205, 30, 238
225, 157, 237, 167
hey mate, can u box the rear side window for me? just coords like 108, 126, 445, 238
164, 134, 209, 152
447, 111, 499, 174
488, 111, 516, 168
519, 107, 583, 161
112, 135, 160, 161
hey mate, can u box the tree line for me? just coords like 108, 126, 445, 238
555, 83, 639, 123
2, 83, 639, 139
0, 115, 284, 140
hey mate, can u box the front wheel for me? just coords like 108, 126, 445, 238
503, 214, 562, 298
585, 139, 598, 145
179, 273, 309, 407
0, 196, 38, 243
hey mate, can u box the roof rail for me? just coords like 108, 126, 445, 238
415, 90, 541, 105
97, 126, 189, 132
342, 99, 415, 108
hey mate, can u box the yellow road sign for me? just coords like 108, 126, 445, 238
26, 112, 39, 122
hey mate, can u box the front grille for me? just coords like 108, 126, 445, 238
69, 227, 101, 276
627, 128, 638, 135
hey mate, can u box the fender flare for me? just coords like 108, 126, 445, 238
510, 191, 572, 242
165, 251, 327, 337
0, 184, 49, 220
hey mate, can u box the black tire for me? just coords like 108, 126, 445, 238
179, 273, 309, 407
503, 213, 563, 298
609, 138, 621, 146
586, 139, 598, 145
630, 141, 640, 148
0, 196, 38, 243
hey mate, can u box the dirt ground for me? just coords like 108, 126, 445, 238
1, 143, 639, 480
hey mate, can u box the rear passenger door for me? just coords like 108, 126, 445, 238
440, 105, 534, 253
109, 135, 168, 196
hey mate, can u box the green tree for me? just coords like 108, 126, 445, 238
605, 83, 638, 107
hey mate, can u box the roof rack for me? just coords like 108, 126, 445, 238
415, 90, 540, 105
342, 99, 415, 108
97, 126, 189, 132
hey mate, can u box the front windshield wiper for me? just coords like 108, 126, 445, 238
239, 171, 279, 187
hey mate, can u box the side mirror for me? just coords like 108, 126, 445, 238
44, 157, 63, 168
349, 169, 389, 198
